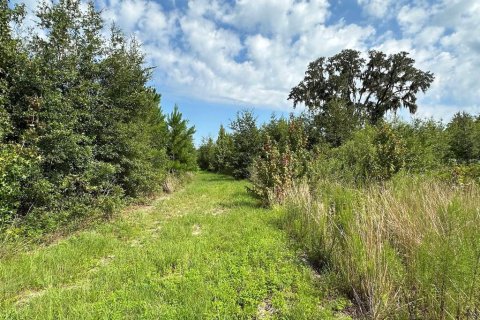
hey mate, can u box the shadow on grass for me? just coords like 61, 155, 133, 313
199, 172, 236, 182
220, 198, 261, 209
221, 188, 264, 209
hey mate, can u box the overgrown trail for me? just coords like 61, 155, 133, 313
1, 173, 349, 319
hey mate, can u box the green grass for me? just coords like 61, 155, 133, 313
0, 172, 349, 319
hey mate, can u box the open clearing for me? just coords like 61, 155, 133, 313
0, 172, 349, 319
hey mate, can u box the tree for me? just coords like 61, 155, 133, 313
1, 3, 28, 221
197, 137, 216, 171
167, 105, 197, 172
446, 112, 479, 163
0, 0, 188, 231
288, 49, 434, 145
262, 114, 289, 149
0, 1, 25, 128
229, 110, 261, 179
213, 125, 234, 173
97, 28, 169, 196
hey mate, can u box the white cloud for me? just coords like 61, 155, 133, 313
357, 0, 394, 18
221, 0, 330, 38
12, 0, 480, 117
355, 0, 480, 117
397, 5, 429, 34
392, 0, 480, 113
94, 0, 373, 110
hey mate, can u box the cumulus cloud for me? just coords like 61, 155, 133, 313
95, 0, 375, 109
397, 5, 430, 34
357, 0, 394, 18
12, 0, 480, 117
356, 0, 480, 119
221, 0, 330, 38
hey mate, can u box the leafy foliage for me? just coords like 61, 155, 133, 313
249, 116, 309, 205
446, 112, 480, 163
229, 110, 262, 179
0, 0, 195, 235
197, 137, 216, 172
288, 49, 434, 145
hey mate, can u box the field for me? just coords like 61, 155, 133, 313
0, 173, 350, 319
282, 176, 480, 319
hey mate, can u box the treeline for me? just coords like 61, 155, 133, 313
198, 50, 480, 318
199, 110, 480, 201
0, 1, 196, 236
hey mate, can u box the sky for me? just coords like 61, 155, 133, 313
13, 0, 480, 144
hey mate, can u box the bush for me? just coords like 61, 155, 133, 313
249, 137, 298, 206
0, 0, 196, 236
446, 112, 480, 163
308, 123, 406, 185
394, 118, 447, 172
249, 116, 309, 205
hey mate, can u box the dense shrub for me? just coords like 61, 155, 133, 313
249, 137, 298, 206
307, 123, 407, 185
249, 116, 309, 205
0, 1, 196, 235
199, 110, 480, 188
446, 112, 480, 163
394, 118, 447, 172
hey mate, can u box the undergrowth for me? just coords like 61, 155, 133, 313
282, 175, 480, 319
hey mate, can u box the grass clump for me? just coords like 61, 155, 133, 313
282, 176, 480, 319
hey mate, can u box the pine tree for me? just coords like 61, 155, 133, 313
214, 125, 234, 173
167, 105, 197, 172
197, 137, 216, 171
230, 110, 261, 179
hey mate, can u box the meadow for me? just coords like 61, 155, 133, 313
282, 176, 480, 318
0, 173, 351, 319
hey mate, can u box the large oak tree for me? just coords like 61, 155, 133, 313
288, 49, 434, 146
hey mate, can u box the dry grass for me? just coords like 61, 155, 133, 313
283, 176, 480, 319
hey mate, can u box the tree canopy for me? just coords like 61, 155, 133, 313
0, 0, 196, 234
288, 49, 434, 145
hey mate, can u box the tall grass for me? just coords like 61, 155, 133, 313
283, 175, 480, 319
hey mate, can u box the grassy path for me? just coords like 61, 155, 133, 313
0, 172, 349, 319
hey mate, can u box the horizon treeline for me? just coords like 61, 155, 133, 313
199, 109, 480, 186
0, 0, 196, 236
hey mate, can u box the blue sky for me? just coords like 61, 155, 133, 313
14, 0, 480, 144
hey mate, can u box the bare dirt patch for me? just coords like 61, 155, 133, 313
257, 298, 275, 319
192, 224, 202, 236
14, 288, 48, 306
211, 207, 228, 216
